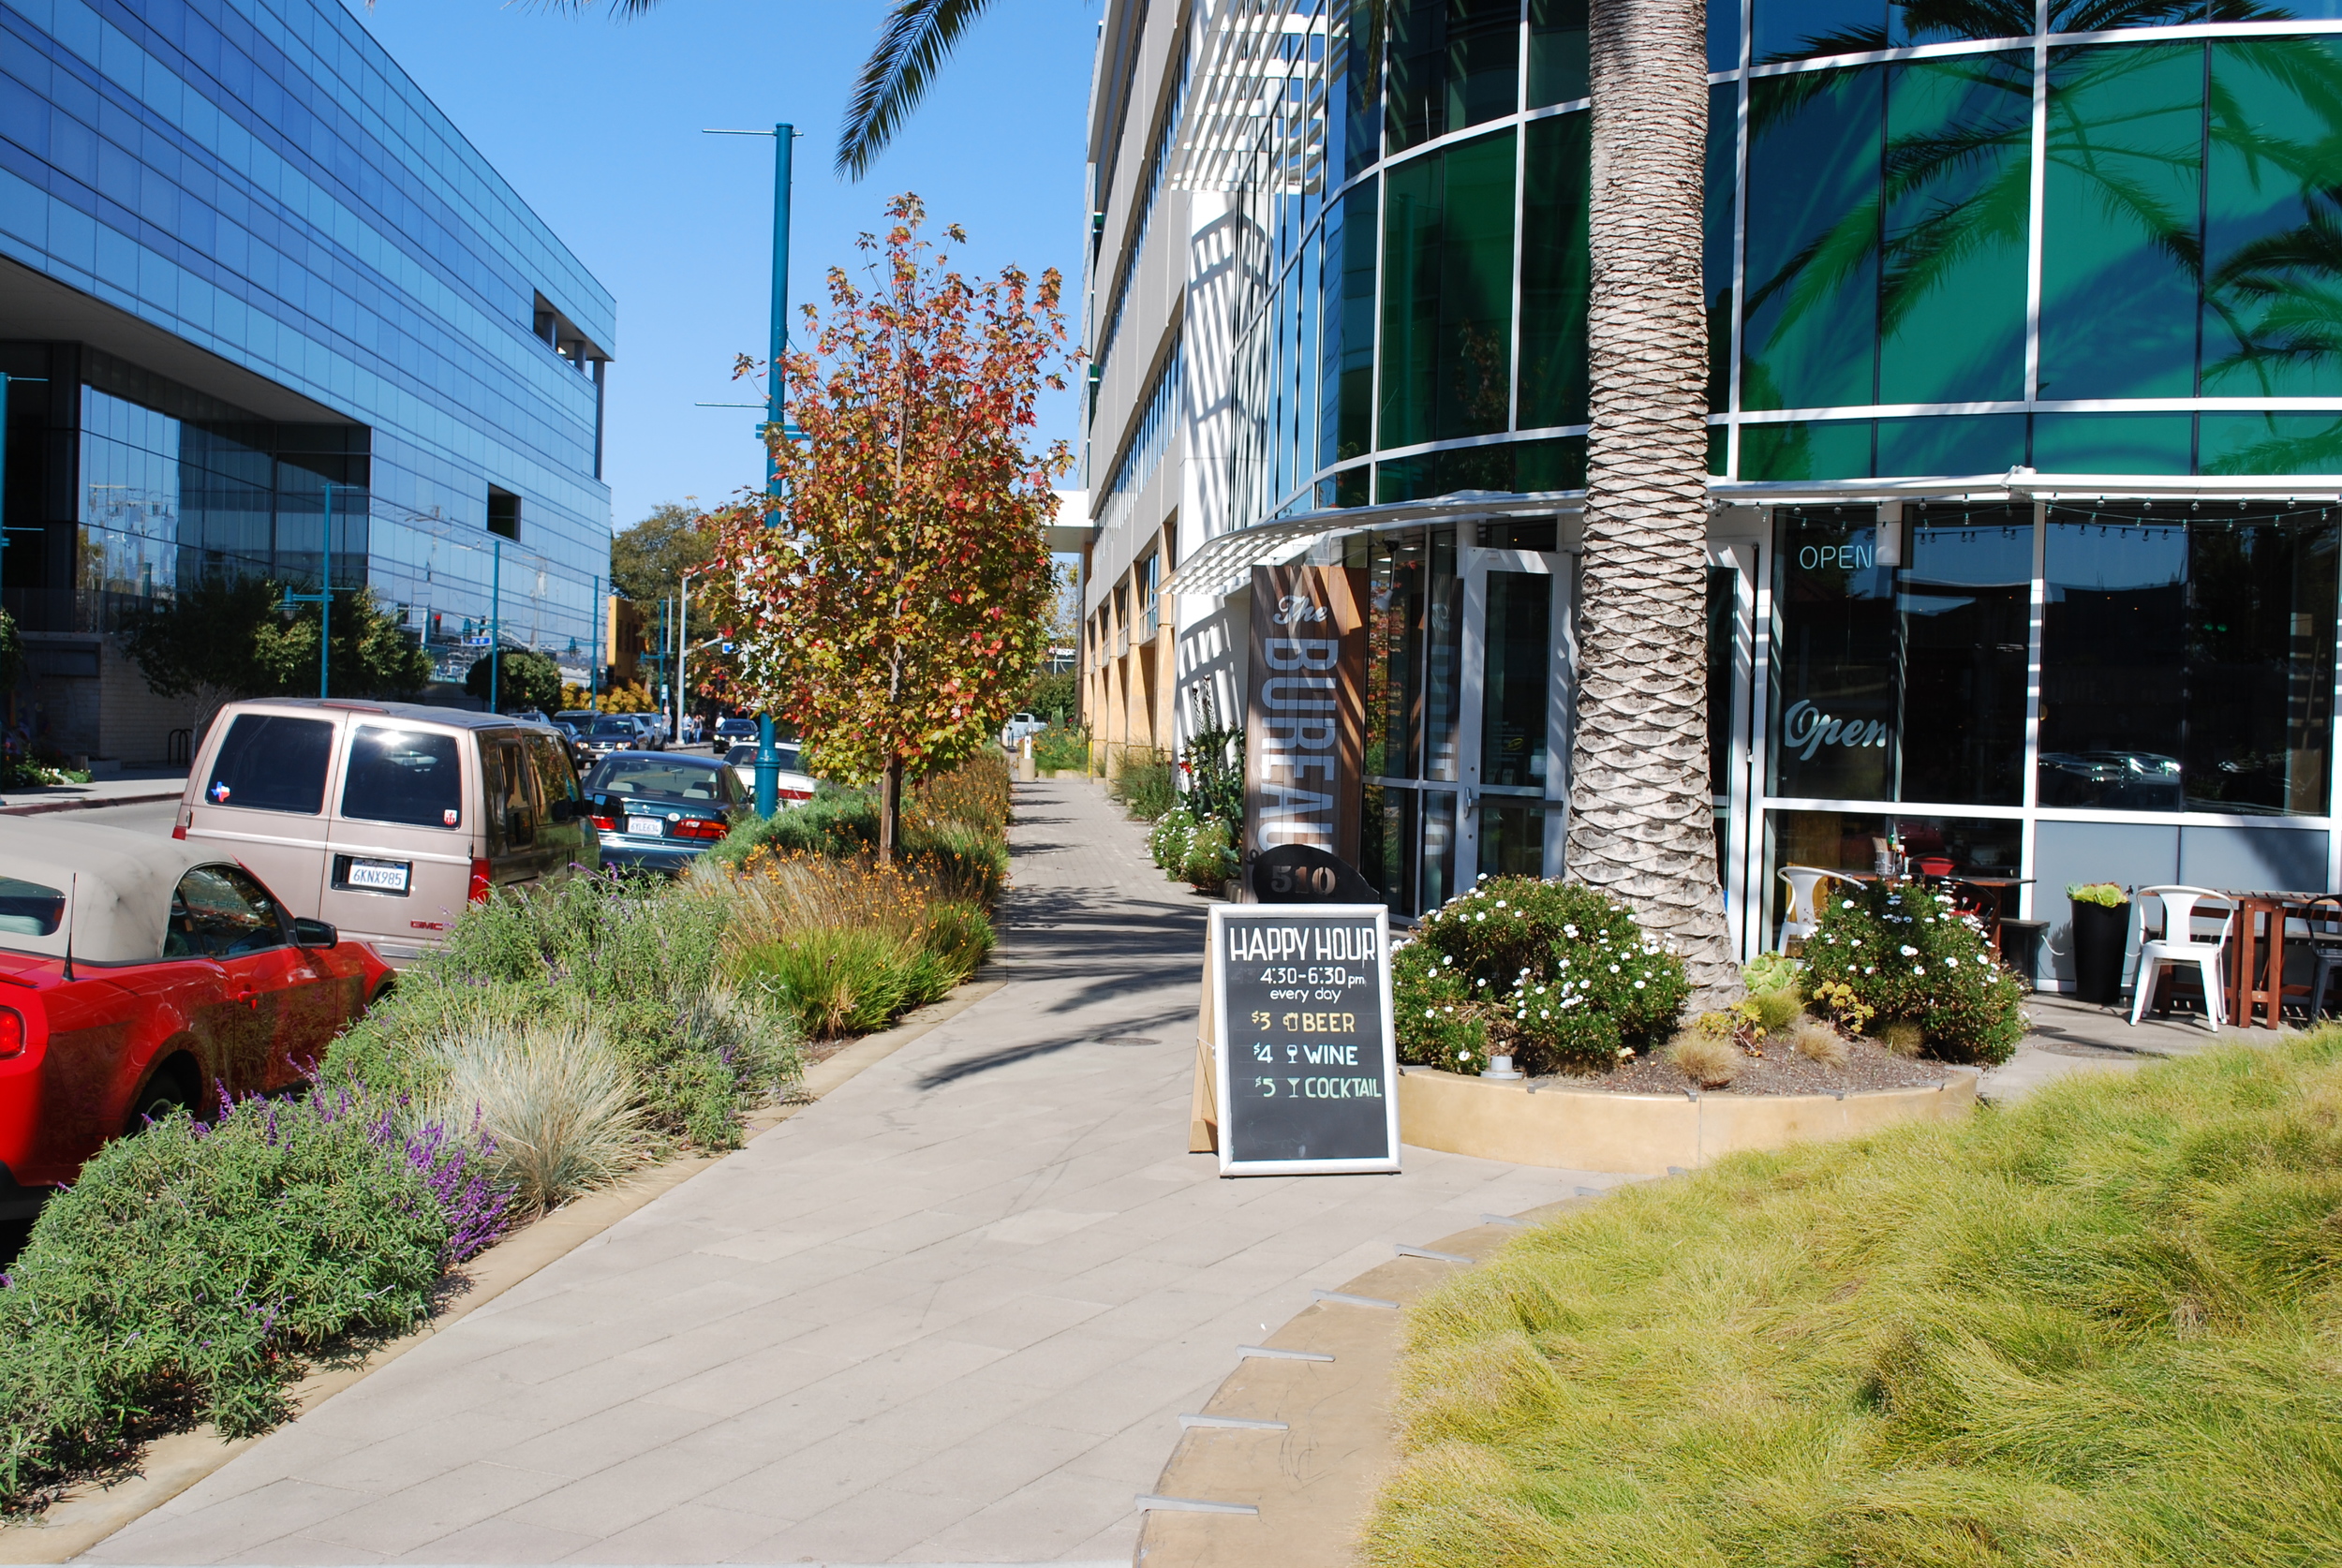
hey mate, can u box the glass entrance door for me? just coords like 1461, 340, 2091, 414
1458, 540, 1569, 880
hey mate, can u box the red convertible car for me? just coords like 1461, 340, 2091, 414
0, 818, 392, 1211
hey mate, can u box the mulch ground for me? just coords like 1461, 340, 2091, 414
1528, 1034, 1954, 1097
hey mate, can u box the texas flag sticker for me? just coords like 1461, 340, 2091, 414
209, 781, 230, 803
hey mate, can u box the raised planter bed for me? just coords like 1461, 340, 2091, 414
1397, 1065, 1979, 1176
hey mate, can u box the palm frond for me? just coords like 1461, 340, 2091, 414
837, 0, 1001, 181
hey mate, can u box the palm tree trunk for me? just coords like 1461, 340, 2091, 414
1569, 0, 1742, 1010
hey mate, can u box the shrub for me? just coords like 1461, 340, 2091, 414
1393, 877, 1690, 1075
731, 929, 925, 1039
1808, 878, 2027, 1065
1664, 1030, 1742, 1087
1149, 806, 1196, 872
1180, 817, 1236, 891
911, 748, 1012, 839
2067, 880, 2128, 907
1742, 950, 1802, 998
1791, 1018, 1849, 1068
1112, 751, 1177, 821
707, 753, 1011, 905
425, 1020, 643, 1214
1031, 723, 1090, 773
0, 1091, 498, 1508
922, 899, 997, 979
325, 873, 801, 1149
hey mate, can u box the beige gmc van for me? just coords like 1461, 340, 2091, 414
176, 699, 598, 964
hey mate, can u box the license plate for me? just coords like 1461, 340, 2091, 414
348, 857, 410, 894
627, 815, 663, 837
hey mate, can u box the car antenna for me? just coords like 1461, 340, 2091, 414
62, 872, 76, 981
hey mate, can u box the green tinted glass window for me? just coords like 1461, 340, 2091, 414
1707, 81, 1740, 413
1875, 414, 2026, 476
1771, 507, 1898, 801
1519, 112, 1591, 431
1881, 52, 2032, 405
2032, 411, 2194, 473
2203, 37, 2342, 398
1381, 129, 1518, 449
1744, 421, 1874, 481
2201, 414, 2342, 474
1743, 67, 1882, 411
1516, 436, 1588, 492
1341, 0, 1386, 182
1711, 0, 1743, 71
2039, 43, 2203, 400
1387, 0, 1521, 155
1899, 506, 2033, 806
1528, 0, 1586, 108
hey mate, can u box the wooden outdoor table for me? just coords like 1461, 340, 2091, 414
2225, 890, 2321, 1030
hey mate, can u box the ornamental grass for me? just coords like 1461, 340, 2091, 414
1364, 1030, 2342, 1568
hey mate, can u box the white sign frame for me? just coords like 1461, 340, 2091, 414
1210, 903, 1401, 1177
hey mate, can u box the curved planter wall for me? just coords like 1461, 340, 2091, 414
1397, 1066, 1979, 1176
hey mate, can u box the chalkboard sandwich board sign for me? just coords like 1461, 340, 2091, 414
1208, 904, 1399, 1176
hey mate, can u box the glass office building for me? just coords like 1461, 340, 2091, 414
1159, 0, 2342, 985
0, 0, 610, 759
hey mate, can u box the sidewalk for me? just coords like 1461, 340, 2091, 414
86, 778, 1623, 1565
0, 769, 185, 816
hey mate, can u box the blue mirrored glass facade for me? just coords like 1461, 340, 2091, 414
0, 0, 610, 684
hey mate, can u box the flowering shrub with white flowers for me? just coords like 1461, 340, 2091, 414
1808, 879, 2026, 1065
1391, 876, 1689, 1075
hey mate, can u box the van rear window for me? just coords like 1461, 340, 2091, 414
203, 714, 333, 815
0, 876, 62, 936
341, 726, 463, 828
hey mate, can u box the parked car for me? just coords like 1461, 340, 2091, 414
0, 818, 393, 1209
722, 741, 818, 806
1001, 712, 1045, 747
622, 714, 667, 751
714, 717, 760, 746
177, 700, 597, 966
583, 753, 750, 874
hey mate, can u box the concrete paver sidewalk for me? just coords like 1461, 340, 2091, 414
88, 778, 1623, 1565
0, 769, 186, 816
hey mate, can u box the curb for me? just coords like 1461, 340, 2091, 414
0, 976, 1010, 1563
1134, 1191, 1608, 1568
0, 787, 184, 818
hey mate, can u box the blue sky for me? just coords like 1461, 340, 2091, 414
350, 0, 1102, 535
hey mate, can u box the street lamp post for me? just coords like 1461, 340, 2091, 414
589, 573, 601, 713
488, 537, 502, 713
704, 121, 794, 815
676, 567, 703, 747
280, 481, 340, 699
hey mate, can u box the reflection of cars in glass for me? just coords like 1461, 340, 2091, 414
722, 742, 817, 805
2038, 750, 2185, 811
0, 819, 393, 1209
584, 754, 749, 874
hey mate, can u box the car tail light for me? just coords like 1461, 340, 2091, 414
171, 820, 187, 840
672, 818, 728, 841
0, 1008, 23, 1058
467, 858, 493, 903
588, 813, 617, 832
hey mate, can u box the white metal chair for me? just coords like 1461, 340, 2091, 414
2129, 885, 2235, 1030
1779, 865, 1841, 947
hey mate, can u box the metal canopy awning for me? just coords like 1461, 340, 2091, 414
1162, 489, 1576, 599
1162, 468, 2342, 603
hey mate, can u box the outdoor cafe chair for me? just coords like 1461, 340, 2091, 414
2129, 885, 2235, 1031
2300, 896, 2342, 1021
1779, 865, 1839, 947
1938, 878, 2005, 957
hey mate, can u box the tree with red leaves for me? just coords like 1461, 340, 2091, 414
704, 194, 1073, 860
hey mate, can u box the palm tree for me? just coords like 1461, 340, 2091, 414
837, 0, 1001, 179
1569, 0, 1741, 1008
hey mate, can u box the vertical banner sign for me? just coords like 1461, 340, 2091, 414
1209, 904, 1399, 1176
1244, 562, 1367, 872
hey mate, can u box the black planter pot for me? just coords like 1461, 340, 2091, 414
2070, 899, 2131, 1006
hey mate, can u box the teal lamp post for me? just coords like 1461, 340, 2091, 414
280, 482, 341, 698
704, 121, 794, 814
